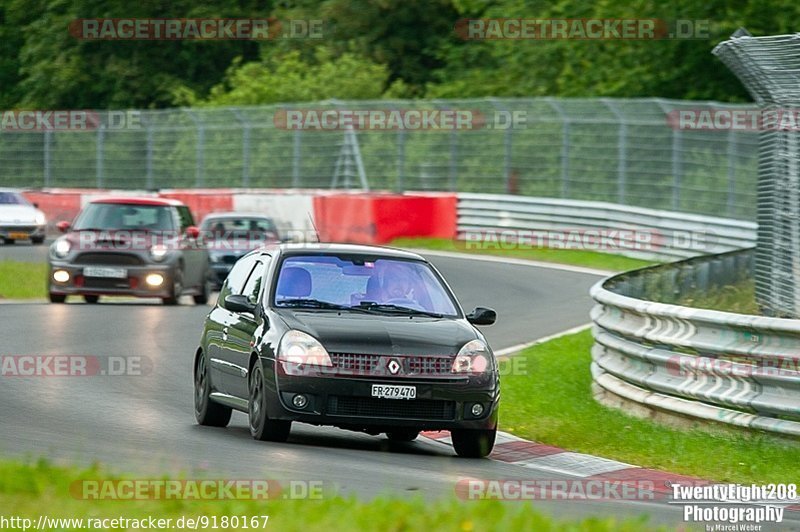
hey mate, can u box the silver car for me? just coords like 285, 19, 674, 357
0, 190, 46, 245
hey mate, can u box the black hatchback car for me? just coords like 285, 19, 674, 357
193, 243, 499, 457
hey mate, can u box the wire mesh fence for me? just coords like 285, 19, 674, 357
714, 31, 800, 318
0, 97, 758, 219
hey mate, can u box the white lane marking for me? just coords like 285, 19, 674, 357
405, 248, 615, 277
495, 323, 593, 358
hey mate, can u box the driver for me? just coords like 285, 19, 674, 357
380, 264, 416, 303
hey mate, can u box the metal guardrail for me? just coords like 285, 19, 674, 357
457, 193, 756, 261
591, 248, 800, 437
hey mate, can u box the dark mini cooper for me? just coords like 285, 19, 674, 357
48, 197, 211, 304
193, 244, 499, 457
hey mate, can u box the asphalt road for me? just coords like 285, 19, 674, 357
0, 253, 789, 528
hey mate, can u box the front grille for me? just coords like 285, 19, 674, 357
74, 252, 145, 266
2, 225, 37, 232
329, 353, 454, 377
81, 278, 131, 290
327, 396, 456, 420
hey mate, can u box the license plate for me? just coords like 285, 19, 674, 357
8, 232, 29, 240
83, 267, 128, 279
371, 384, 416, 400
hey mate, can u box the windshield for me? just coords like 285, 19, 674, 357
0, 192, 29, 205
201, 217, 278, 241
273, 255, 459, 317
73, 203, 176, 232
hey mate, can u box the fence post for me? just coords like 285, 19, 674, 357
546, 99, 570, 197
232, 109, 251, 187
43, 131, 52, 187
727, 127, 736, 216
396, 128, 406, 192
602, 99, 627, 204
292, 129, 301, 188
184, 109, 205, 187
145, 124, 154, 190
96, 125, 105, 188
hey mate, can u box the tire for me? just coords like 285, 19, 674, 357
31, 236, 45, 245
193, 275, 211, 305
163, 270, 183, 305
248, 362, 291, 442
84, 295, 99, 304
386, 429, 420, 442
451, 428, 497, 458
194, 351, 232, 427
3, 238, 14, 245
49, 293, 66, 303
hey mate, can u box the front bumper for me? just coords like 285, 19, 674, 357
48, 262, 177, 298
0, 225, 45, 240
261, 358, 500, 431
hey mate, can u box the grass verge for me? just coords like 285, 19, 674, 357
0, 262, 46, 299
677, 279, 759, 314
0, 460, 655, 531
391, 238, 655, 272
500, 330, 798, 484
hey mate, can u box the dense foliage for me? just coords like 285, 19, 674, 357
1, 0, 797, 109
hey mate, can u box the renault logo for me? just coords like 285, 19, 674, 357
387, 359, 401, 375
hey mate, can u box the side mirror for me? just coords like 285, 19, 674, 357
33, 202, 39, 208
467, 307, 496, 326
224, 294, 256, 314
56, 221, 71, 233
185, 226, 200, 239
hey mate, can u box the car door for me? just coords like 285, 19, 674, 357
223, 256, 269, 399
207, 254, 259, 394
176, 206, 204, 287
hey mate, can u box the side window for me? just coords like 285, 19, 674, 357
218, 255, 258, 305
242, 259, 268, 304
176, 206, 194, 231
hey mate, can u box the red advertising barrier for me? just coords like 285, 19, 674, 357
158, 190, 234, 223
313, 193, 457, 244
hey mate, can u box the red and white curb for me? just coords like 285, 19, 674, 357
420, 430, 800, 510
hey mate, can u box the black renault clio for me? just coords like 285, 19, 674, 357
193, 243, 499, 457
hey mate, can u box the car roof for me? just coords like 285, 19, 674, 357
272, 243, 425, 261
88, 196, 184, 207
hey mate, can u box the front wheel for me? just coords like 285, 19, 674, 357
451, 428, 497, 458
84, 295, 99, 304
31, 236, 45, 245
163, 270, 183, 305
193, 275, 211, 305
49, 292, 66, 303
194, 352, 232, 427
249, 362, 291, 442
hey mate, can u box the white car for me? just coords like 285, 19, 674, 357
0, 190, 46, 245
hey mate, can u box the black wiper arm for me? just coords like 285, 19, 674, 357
278, 298, 351, 310
356, 302, 443, 318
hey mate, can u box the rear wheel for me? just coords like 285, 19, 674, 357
84, 295, 99, 304
249, 362, 291, 442
386, 429, 420, 442
48, 293, 66, 303
194, 352, 232, 427
451, 428, 497, 458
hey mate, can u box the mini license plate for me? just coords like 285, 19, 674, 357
371, 384, 416, 400
7, 232, 29, 240
83, 266, 128, 279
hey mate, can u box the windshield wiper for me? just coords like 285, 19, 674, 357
356, 302, 443, 318
277, 298, 353, 311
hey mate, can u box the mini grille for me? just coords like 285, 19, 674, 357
74, 253, 144, 266
328, 353, 453, 376
326, 396, 456, 420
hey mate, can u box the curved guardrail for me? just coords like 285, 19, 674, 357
457, 193, 756, 261
591, 248, 800, 437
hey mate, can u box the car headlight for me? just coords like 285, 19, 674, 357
452, 339, 491, 374
34, 212, 46, 226
279, 330, 332, 367
53, 238, 71, 258
150, 244, 168, 262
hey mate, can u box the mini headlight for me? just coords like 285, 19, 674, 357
53, 238, 71, 258
150, 244, 168, 262
34, 212, 46, 225
279, 330, 332, 367
452, 339, 491, 374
